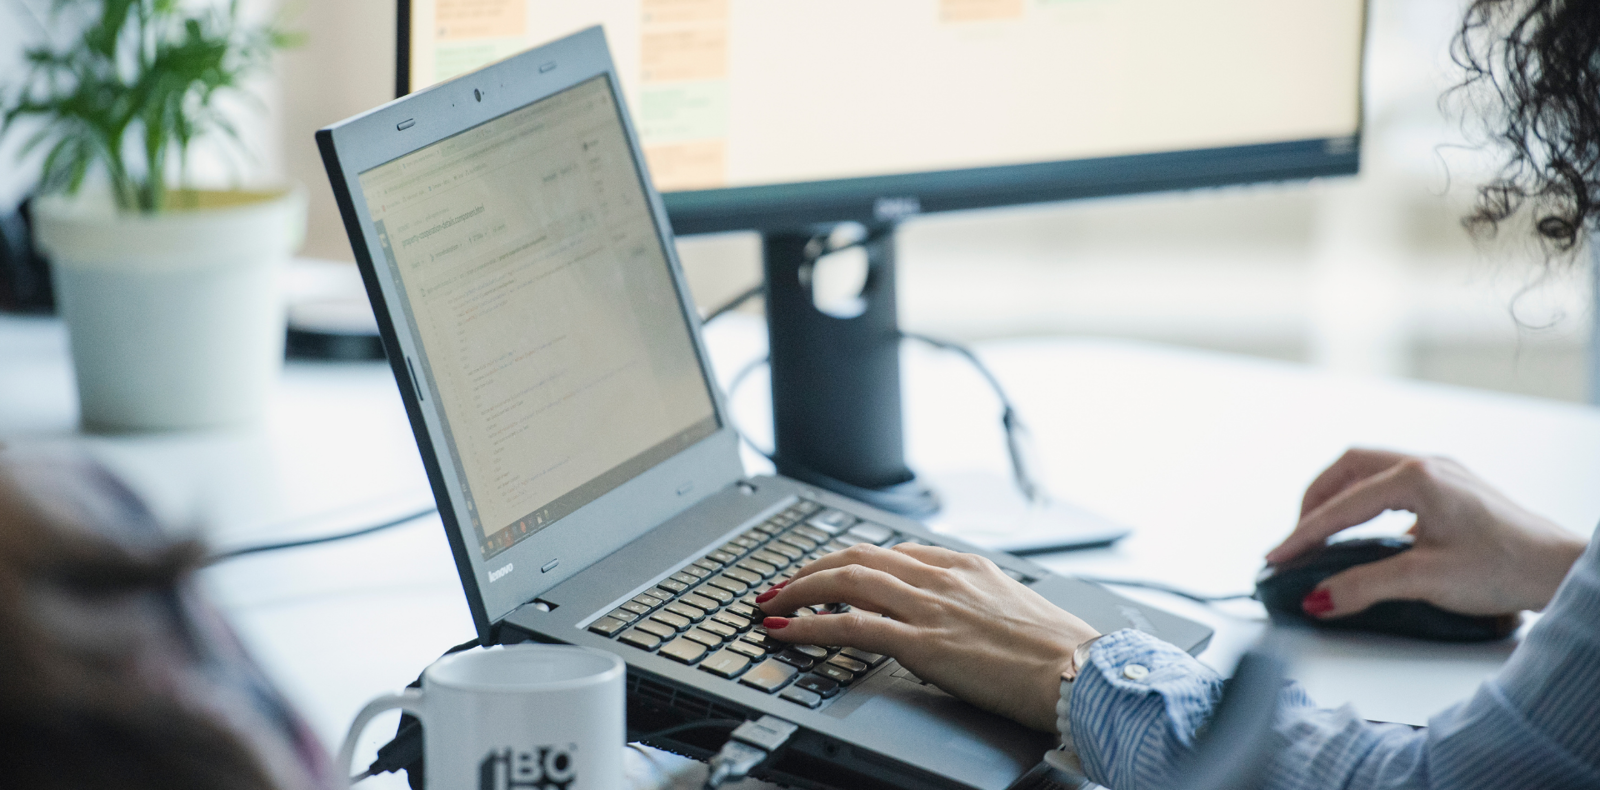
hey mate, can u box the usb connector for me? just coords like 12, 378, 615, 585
703, 716, 798, 789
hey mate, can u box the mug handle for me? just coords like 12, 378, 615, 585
336, 689, 425, 788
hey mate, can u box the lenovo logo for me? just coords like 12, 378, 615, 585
489, 563, 514, 582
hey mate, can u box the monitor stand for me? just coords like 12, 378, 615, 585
759, 224, 1132, 551
762, 226, 939, 518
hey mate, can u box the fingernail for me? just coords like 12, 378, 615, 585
773, 580, 789, 590
1302, 588, 1334, 617
755, 589, 780, 604
764, 617, 790, 630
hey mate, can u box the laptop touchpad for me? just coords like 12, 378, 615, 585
824, 667, 1051, 788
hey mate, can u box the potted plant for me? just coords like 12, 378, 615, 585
3, 0, 302, 431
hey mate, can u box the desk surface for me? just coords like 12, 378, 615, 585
4, 313, 1599, 786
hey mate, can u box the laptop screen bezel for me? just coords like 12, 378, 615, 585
317, 26, 744, 639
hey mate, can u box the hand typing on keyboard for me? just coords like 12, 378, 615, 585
757, 542, 1100, 732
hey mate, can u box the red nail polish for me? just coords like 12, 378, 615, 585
764, 617, 789, 630
755, 589, 779, 604
1302, 588, 1334, 617
773, 580, 789, 590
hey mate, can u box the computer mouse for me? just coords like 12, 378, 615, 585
1255, 537, 1519, 642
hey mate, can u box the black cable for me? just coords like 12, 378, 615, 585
899, 331, 1043, 504
726, 355, 776, 461
1077, 575, 1257, 605
204, 505, 438, 564
703, 281, 765, 323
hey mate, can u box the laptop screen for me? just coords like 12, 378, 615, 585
357, 75, 719, 561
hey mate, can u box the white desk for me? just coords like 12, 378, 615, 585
4, 312, 1599, 787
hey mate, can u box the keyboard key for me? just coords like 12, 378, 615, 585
635, 619, 676, 639
680, 564, 710, 578
741, 632, 783, 652
693, 558, 723, 572
827, 655, 868, 674
790, 644, 829, 659
670, 572, 701, 585
739, 593, 762, 607
790, 526, 828, 544
741, 530, 768, 544
659, 636, 708, 664
650, 611, 692, 631
646, 587, 676, 600
606, 608, 638, 623
657, 579, 689, 594
588, 617, 629, 637
633, 594, 665, 608
726, 640, 767, 659
739, 659, 798, 693
665, 602, 707, 622
764, 541, 804, 560
780, 686, 822, 709
620, 601, 652, 616
699, 620, 738, 638
707, 549, 738, 564
719, 542, 749, 557
706, 576, 748, 594
752, 549, 791, 566
753, 521, 784, 536
699, 649, 752, 679
793, 500, 822, 515
815, 664, 856, 685
795, 674, 842, 698
723, 567, 764, 585
711, 611, 751, 631
696, 585, 735, 604
726, 603, 759, 619
735, 559, 776, 579
846, 522, 895, 545
825, 540, 853, 552
619, 629, 662, 650
832, 535, 872, 547
679, 592, 719, 611
684, 628, 725, 647
892, 667, 926, 684
808, 510, 854, 534
840, 647, 885, 666
774, 650, 817, 670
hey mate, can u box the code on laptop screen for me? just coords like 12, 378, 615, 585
359, 75, 719, 560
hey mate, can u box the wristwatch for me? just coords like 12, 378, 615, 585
1061, 633, 1108, 683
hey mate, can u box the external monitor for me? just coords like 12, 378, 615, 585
399, 1, 1366, 233
394, 1, 1368, 517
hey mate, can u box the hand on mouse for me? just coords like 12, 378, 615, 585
1266, 448, 1587, 619
756, 543, 1099, 732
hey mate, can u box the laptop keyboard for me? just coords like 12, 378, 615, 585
587, 499, 910, 710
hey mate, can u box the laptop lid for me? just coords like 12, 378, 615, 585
317, 27, 744, 640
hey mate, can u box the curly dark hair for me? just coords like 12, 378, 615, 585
1454, 0, 1600, 255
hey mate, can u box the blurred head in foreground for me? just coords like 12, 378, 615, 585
0, 452, 334, 790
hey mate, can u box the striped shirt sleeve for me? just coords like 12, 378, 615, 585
1068, 533, 1600, 790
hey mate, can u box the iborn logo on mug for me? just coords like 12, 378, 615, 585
340, 645, 625, 790
480, 744, 578, 790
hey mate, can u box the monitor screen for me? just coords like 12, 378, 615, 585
358, 75, 719, 561
399, 1, 1366, 231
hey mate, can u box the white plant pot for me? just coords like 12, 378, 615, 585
34, 187, 307, 432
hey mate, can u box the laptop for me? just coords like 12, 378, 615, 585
317, 27, 1211, 790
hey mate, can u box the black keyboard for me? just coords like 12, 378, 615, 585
586, 499, 906, 710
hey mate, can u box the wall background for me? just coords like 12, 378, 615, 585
2, 0, 1591, 402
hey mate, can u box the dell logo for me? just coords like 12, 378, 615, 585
489, 563, 514, 582
874, 195, 921, 222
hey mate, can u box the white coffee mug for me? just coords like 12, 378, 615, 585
339, 644, 625, 790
